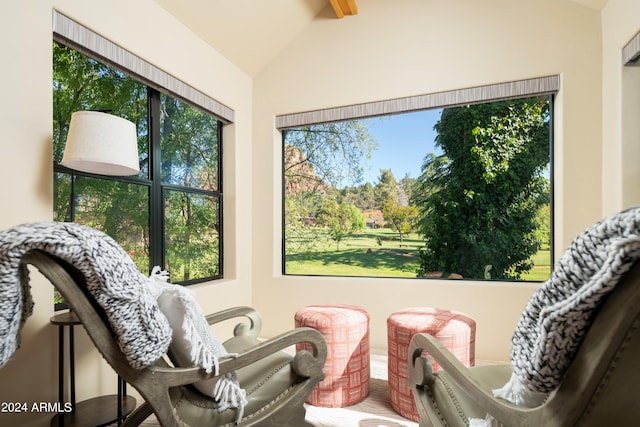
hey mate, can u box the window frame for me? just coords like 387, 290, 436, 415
277, 76, 558, 281
52, 11, 228, 286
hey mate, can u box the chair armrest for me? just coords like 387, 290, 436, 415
218, 326, 326, 378
151, 326, 327, 386
409, 333, 535, 425
205, 306, 262, 340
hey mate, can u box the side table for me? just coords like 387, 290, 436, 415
50, 312, 136, 427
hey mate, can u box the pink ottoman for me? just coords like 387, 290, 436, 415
387, 307, 476, 421
295, 305, 370, 407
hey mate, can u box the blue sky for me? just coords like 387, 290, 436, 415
362, 109, 443, 185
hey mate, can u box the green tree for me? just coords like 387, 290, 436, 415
284, 120, 378, 189
53, 42, 148, 168
359, 182, 377, 210
374, 169, 399, 207
283, 121, 377, 253
284, 196, 325, 255
54, 41, 221, 282
398, 174, 417, 206
159, 95, 221, 282
53, 41, 149, 265
382, 200, 419, 242
413, 97, 550, 280
338, 182, 377, 212
533, 203, 551, 250
316, 199, 364, 250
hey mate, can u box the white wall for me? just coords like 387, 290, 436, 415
0, 1, 252, 425
252, 0, 604, 362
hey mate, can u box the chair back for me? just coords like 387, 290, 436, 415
408, 261, 640, 427
22, 249, 326, 427
541, 261, 640, 425
23, 251, 146, 387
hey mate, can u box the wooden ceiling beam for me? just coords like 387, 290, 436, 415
329, 0, 358, 19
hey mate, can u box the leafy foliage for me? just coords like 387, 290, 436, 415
316, 199, 365, 249
382, 200, 419, 242
53, 42, 148, 170
160, 94, 219, 191
374, 169, 399, 205
53, 41, 221, 283
164, 191, 220, 281
281, 95, 552, 282
53, 41, 150, 264
338, 181, 378, 212
284, 121, 378, 189
283, 121, 378, 252
412, 97, 551, 280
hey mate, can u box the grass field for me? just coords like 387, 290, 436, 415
285, 229, 551, 282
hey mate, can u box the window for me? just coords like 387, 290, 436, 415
279, 77, 557, 282
53, 17, 225, 286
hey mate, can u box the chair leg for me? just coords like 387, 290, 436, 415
121, 402, 154, 427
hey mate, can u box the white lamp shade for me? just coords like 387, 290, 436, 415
61, 111, 140, 176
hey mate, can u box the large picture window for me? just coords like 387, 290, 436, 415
53, 40, 222, 285
280, 78, 556, 282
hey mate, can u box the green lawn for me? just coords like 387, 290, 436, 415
520, 249, 551, 281
285, 229, 551, 282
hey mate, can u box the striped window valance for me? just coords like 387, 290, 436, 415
623, 30, 640, 66
52, 10, 234, 123
276, 75, 560, 129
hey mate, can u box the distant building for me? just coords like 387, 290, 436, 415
362, 210, 386, 228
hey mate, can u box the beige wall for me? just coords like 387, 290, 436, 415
1, 0, 639, 425
0, 1, 252, 426
602, 0, 640, 212
251, 0, 604, 361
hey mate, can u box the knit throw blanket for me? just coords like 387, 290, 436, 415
0, 221, 246, 422
0, 221, 172, 369
493, 206, 640, 406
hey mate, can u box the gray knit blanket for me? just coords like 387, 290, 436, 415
494, 206, 640, 406
0, 221, 246, 422
0, 221, 172, 369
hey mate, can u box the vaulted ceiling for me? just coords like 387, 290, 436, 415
153, 0, 608, 77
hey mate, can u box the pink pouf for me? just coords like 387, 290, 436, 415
295, 305, 370, 407
387, 307, 476, 421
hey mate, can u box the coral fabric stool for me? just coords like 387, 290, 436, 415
387, 307, 476, 421
294, 304, 370, 407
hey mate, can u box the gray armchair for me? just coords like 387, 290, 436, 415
24, 250, 327, 427
408, 259, 640, 426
